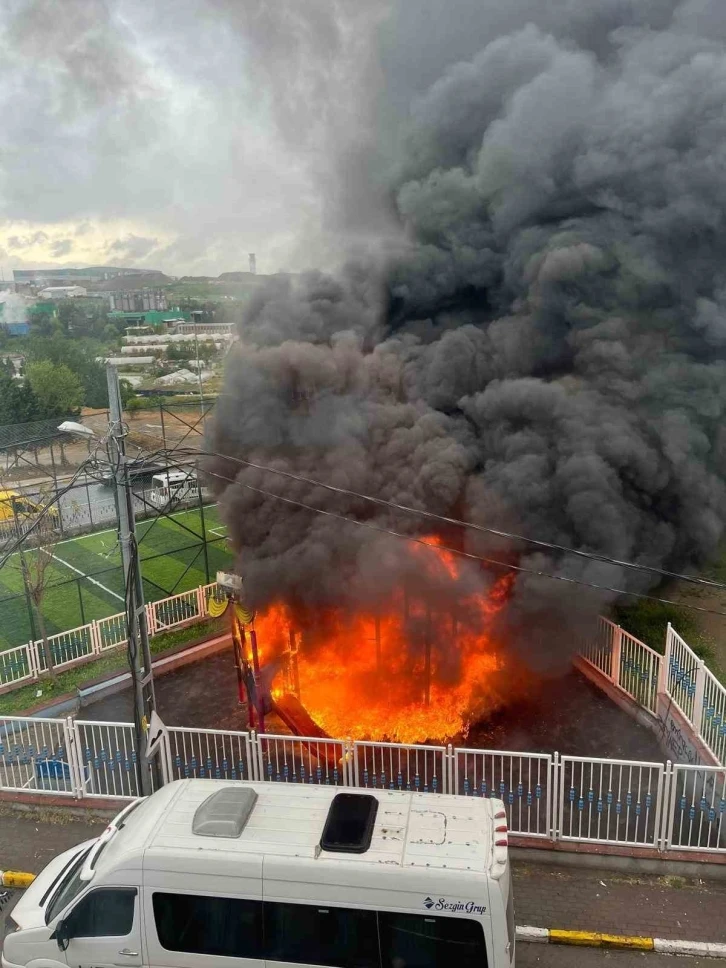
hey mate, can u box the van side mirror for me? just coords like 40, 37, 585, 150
52, 919, 71, 951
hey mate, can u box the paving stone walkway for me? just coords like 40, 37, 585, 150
513, 860, 726, 942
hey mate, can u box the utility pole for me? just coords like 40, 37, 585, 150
106, 363, 155, 795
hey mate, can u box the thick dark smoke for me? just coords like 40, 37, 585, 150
206, 0, 726, 670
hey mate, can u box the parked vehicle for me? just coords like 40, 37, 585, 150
0, 488, 58, 540
148, 470, 198, 507
98, 459, 171, 486
2, 779, 515, 968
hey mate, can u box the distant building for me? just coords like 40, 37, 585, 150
13, 266, 153, 287
1, 321, 29, 336
38, 285, 87, 298
108, 289, 168, 312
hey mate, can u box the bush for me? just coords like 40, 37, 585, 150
614, 598, 712, 661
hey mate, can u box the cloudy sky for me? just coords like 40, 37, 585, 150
0, 0, 390, 279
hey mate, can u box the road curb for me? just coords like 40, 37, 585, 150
0, 870, 35, 889
516, 926, 726, 957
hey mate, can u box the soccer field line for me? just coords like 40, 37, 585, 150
49, 550, 125, 601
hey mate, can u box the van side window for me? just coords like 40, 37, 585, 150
378, 912, 488, 968
264, 902, 378, 968
68, 889, 136, 938
152, 892, 264, 960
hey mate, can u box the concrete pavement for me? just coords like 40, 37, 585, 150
518, 946, 713, 966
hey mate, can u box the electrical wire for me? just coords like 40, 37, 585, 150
200, 462, 726, 620
137, 432, 726, 595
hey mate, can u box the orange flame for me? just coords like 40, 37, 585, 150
251, 538, 514, 744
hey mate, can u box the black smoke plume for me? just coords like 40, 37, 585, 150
205, 0, 726, 670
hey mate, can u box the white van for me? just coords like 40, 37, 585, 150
2, 780, 515, 968
148, 471, 198, 508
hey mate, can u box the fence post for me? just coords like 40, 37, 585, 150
692, 658, 707, 734
90, 620, 101, 656
157, 730, 173, 788
343, 739, 353, 788
247, 730, 263, 783
659, 624, 672, 700
611, 625, 623, 686
65, 718, 85, 799
445, 744, 455, 796
146, 602, 157, 637
551, 752, 560, 842
196, 585, 206, 619
659, 761, 674, 852
28, 639, 41, 679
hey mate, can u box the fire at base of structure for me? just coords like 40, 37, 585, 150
235, 541, 518, 746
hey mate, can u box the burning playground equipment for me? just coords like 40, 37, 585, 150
213, 542, 518, 746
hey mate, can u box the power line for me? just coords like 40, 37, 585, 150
142, 434, 726, 595
200, 463, 726, 620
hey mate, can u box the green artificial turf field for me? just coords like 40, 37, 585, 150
0, 504, 234, 651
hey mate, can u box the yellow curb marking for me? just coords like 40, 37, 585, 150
549, 929, 654, 951
1, 871, 36, 889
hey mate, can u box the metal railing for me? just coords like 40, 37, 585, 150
258, 733, 351, 787
0, 643, 34, 687
581, 616, 615, 677
0, 580, 221, 691
165, 726, 255, 784
579, 617, 726, 768
557, 755, 666, 848
352, 740, 446, 794
454, 749, 553, 838
2, 716, 724, 855
701, 667, 726, 766
0, 715, 79, 797
666, 763, 726, 852
666, 625, 700, 723
74, 720, 145, 799
617, 629, 660, 714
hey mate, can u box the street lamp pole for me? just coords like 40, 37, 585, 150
106, 363, 155, 795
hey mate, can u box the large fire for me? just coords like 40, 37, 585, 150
249, 539, 515, 744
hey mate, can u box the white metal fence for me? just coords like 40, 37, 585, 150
0, 580, 222, 691
557, 755, 666, 848
580, 618, 726, 769
454, 749, 553, 838
2, 715, 725, 855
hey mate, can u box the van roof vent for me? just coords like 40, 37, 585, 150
192, 787, 258, 839
321, 793, 379, 854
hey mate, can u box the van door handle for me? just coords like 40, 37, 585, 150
117, 950, 138, 957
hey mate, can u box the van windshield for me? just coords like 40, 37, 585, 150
45, 846, 92, 924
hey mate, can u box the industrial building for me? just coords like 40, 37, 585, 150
108, 288, 168, 312
37, 285, 87, 298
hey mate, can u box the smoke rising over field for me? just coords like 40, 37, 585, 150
206, 0, 726, 666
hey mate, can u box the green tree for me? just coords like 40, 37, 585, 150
25, 335, 108, 408
0, 368, 40, 423
26, 361, 83, 417
28, 305, 60, 338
